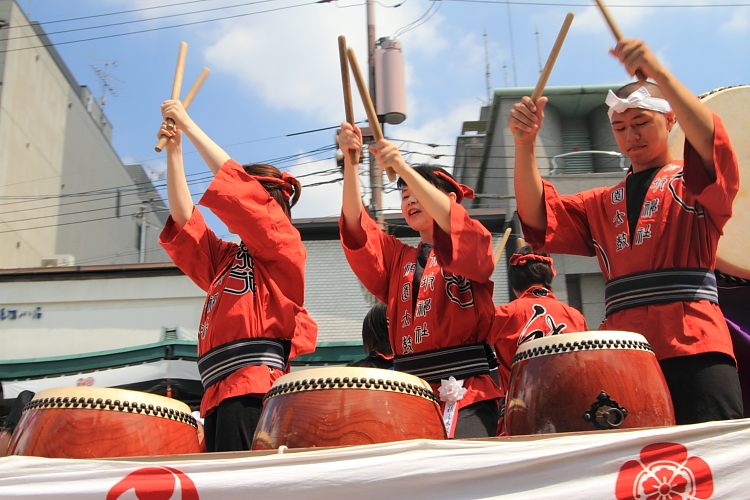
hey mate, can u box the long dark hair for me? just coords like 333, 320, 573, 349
242, 163, 301, 220
362, 302, 392, 355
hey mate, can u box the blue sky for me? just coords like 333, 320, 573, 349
19, 0, 750, 237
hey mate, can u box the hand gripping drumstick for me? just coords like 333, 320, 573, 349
338, 36, 360, 166
594, 0, 647, 83
154, 67, 210, 153
514, 12, 574, 140
493, 227, 513, 267
165, 42, 188, 131
346, 46, 397, 182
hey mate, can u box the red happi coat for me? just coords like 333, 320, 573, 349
521, 114, 739, 361
489, 286, 589, 394
160, 159, 318, 416
339, 204, 504, 410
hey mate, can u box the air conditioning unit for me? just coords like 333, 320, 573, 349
40, 254, 76, 267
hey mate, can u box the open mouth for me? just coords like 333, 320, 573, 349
408, 208, 421, 217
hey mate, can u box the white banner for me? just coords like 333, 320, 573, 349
1, 359, 199, 398
1, 419, 748, 499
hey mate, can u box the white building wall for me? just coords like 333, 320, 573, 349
0, 274, 203, 360
0, 1, 66, 268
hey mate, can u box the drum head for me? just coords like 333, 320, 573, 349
670, 85, 750, 279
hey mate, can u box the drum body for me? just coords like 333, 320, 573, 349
252, 367, 446, 450
7, 387, 201, 458
505, 331, 675, 435
670, 85, 750, 280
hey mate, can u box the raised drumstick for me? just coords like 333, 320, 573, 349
165, 42, 188, 131
594, 0, 647, 83
514, 12, 574, 140
493, 227, 513, 267
338, 36, 360, 166
155, 68, 210, 153
346, 46, 397, 182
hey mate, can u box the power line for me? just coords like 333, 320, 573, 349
0, 0, 321, 54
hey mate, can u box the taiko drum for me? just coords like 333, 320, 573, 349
7, 387, 201, 459
505, 331, 675, 435
252, 367, 446, 450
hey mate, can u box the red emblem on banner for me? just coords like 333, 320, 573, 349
615, 442, 713, 500
107, 466, 199, 500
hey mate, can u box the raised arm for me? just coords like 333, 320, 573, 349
161, 100, 230, 175
158, 122, 193, 228
509, 96, 549, 232
339, 122, 368, 247
370, 138, 454, 234
611, 39, 716, 180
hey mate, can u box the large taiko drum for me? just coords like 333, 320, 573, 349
670, 85, 750, 281
505, 331, 675, 435
7, 387, 201, 458
252, 367, 446, 450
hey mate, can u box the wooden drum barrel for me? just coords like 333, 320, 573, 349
505, 331, 675, 435
7, 387, 201, 458
252, 367, 446, 450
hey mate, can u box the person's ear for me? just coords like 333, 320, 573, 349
448, 192, 457, 202
665, 110, 676, 131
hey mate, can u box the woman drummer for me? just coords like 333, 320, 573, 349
158, 101, 317, 452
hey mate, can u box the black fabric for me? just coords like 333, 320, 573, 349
197, 337, 290, 390
203, 394, 263, 452
394, 343, 491, 383
454, 398, 499, 439
1, 391, 34, 433
412, 243, 433, 311
626, 167, 660, 241
348, 352, 394, 369
659, 352, 744, 425
604, 268, 719, 316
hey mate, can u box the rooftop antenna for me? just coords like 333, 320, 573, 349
483, 30, 492, 104
535, 25, 543, 74
86, 55, 124, 110
506, 1, 517, 86
503, 62, 509, 88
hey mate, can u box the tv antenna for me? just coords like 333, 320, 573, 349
85, 55, 124, 110
483, 30, 492, 105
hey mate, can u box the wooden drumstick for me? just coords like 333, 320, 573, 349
155, 68, 210, 153
513, 12, 574, 141
338, 36, 360, 166
594, 0, 647, 83
165, 42, 188, 131
493, 227, 513, 267
517, 237, 526, 249
346, 46, 397, 182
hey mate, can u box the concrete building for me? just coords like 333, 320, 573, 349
0, 0, 168, 270
454, 85, 628, 328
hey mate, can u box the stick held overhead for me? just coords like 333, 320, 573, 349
594, 0, 647, 83
338, 36, 359, 166
155, 64, 210, 153
165, 42, 188, 131
513, 12, 574, 141
346, 46, 397, 182
494, 227, 513, 267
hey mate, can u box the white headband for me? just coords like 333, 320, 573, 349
606, 87, 672, 122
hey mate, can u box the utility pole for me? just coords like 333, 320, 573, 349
483, 30, 492, 104
367, 0, 385, 228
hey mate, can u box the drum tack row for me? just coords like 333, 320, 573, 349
4, 330, 674, 459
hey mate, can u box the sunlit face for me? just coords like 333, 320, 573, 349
611, 108, 675, 171
401, 185, 434, 233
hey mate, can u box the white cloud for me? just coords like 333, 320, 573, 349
720, 9, 750, 35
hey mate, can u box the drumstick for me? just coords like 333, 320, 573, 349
346, 46, 397, 182
517, 237, 526, 249
165, 42, 188, 131
594, 0, 647, 83
493, 227, 513, 267
155, 68, 210, 153
513, 12, 574, 141
338, 36, 360, 166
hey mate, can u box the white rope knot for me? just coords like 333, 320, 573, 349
438, 376, 467, 404
606, 87, 672, 123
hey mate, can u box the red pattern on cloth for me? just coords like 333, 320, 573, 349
521, 114, 739, 361
339, 203, 503, 410
160, 159, 318, 416
489, 286, 589, 394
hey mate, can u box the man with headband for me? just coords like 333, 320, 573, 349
508, 39, 742, 424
